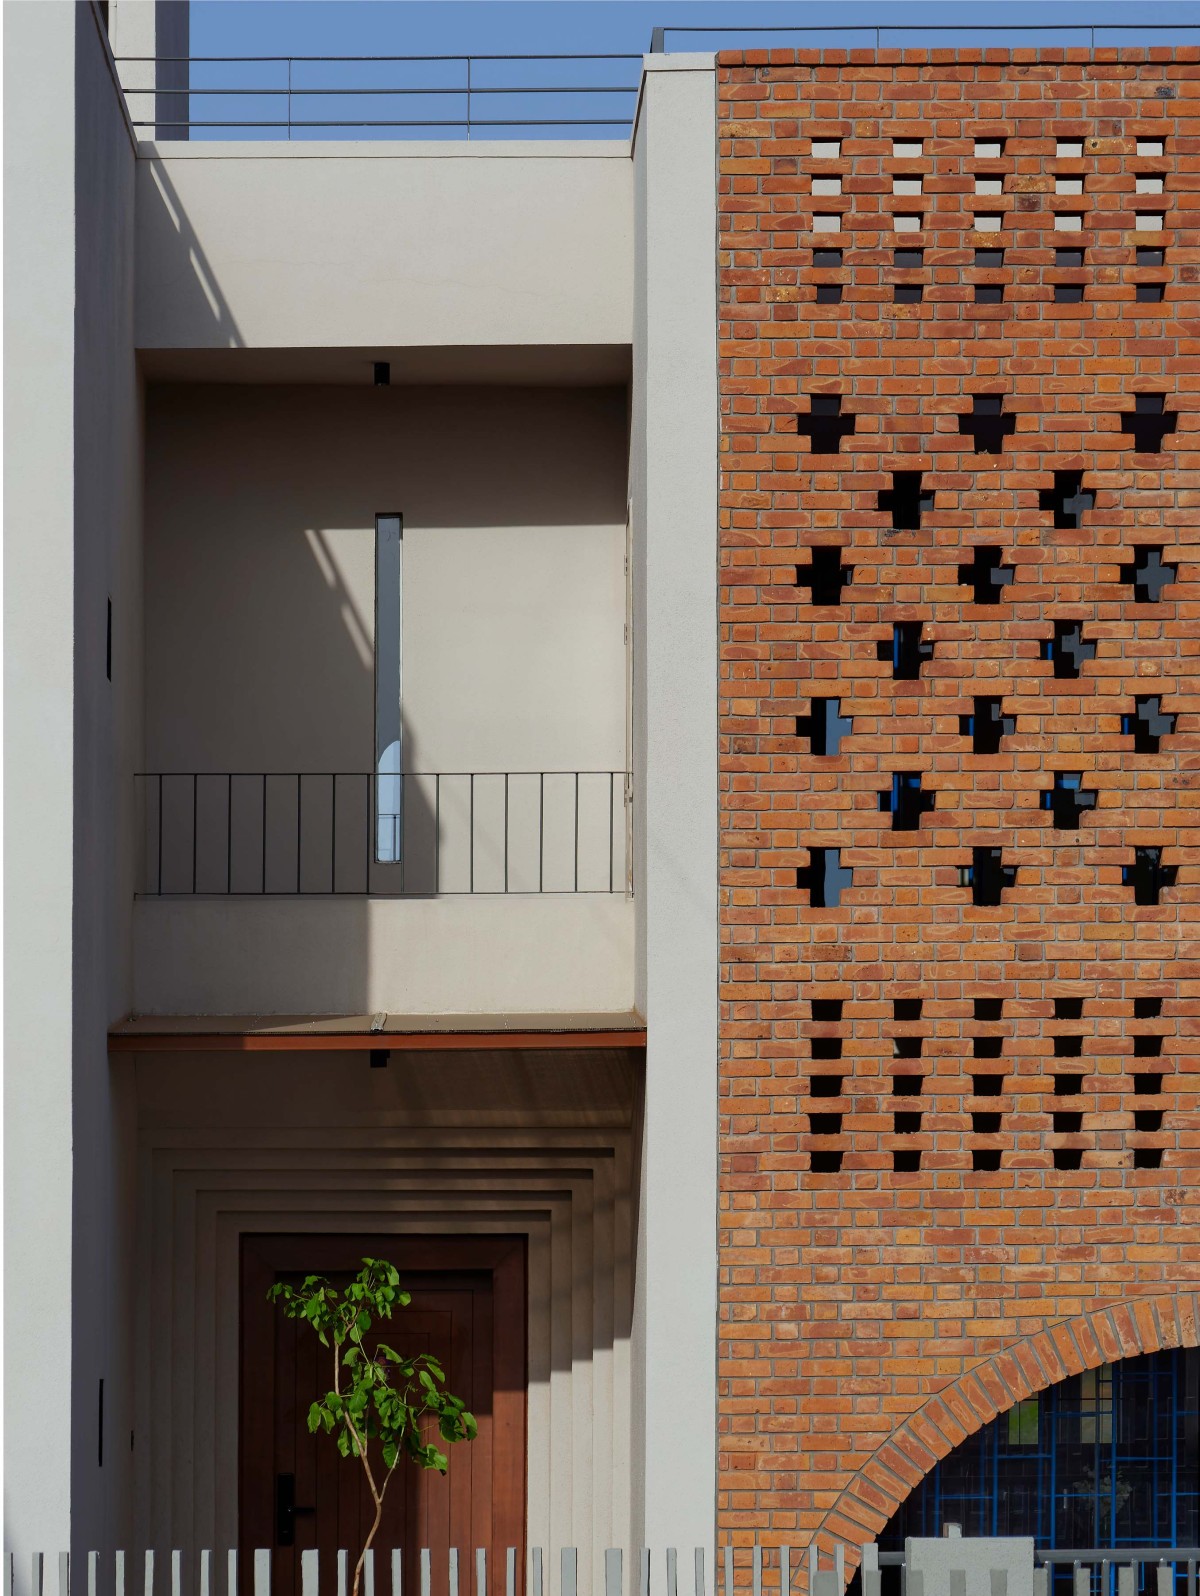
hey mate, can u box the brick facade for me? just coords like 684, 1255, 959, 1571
716, 49, 1200, 1550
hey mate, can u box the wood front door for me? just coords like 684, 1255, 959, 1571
241, 1235, 526, 1596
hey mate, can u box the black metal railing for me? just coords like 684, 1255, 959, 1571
111, 54, 642, 137
113, 27, 1200, 141
135, 771, 630, 897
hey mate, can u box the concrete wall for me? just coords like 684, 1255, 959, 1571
72, 0, 143, 1554
4, 0, 141, 1563
135, 144, 632, 351
3, 0, 80, 1562
628, 57, 719, 1550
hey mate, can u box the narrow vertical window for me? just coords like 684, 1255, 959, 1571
374, 513, 403, 863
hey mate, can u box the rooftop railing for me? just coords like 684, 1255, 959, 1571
113, 26, 1200, 142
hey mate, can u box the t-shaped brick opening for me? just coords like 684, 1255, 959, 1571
1123, 846, 1177, 906
797, 395, 857, 454
1043, 621, 1096, 679
878, 622, 934, 679
958, 396, 1017, 455
796, 545, 854, 605
1120, 393, 1177, 453
797, 847, 853, 907
1039, 471, 1094, 529
960, 847, 1017, 905
960, 697, 1015, 753
958, 545, 1015, 604
878, 471, 934, 531
1122, 696, 1175, 752
1041, 772, 1098, 829
797, 698, 853, 755
879, 771, 936, 831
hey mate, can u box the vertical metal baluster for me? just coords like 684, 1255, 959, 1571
574, 771, 580, 892
87, 1553, 98, 1596
157, 773, 163, 895
171, 1551, 181, 1596
475, 1552, 485, 1596
449, 1551, 459, 1596
560, 1551, 576, 1596
640, 1550, 649, 1596
434, 774, 441, 896
609, 770, 615, 892
505, 1552, 515, 1596
469, 773, 475, 894
261, 774, 268, 894
301, 1553, 317, 1596
503, 772, 509, 894
695, 1549, 705, 1596
253, 1554, 269, 1596
226, 1550, 236, 1596
296, 773, 303, 893
780, 1548, 790, 1596
723, 1545, 733, 1596
532, 1550, 542, 1596
668, 1552, 678, 1596
391, 1550, 402, 1596
191, 773, 198, 893
538, 772, 544, 893
1188, 1562, 1196, 1596
752, 1548, 761, 1596
365, 1552, 375, 1596
399, 770, 405, 894
331, 774, 337, 894
365, 774, 372, 894
144, 1550, 154, 1596
605, 1552, 621, 1596
420, 1551, 430, 1596
116, 1549, 125, 1596
199, 1551, 211, 1596
227, 773, 233, 894
466, 57, 472, 141
287, 58, 292, 140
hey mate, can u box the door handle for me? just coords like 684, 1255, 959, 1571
275, 1472, 315, 1546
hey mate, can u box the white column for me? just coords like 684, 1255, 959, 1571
630, 55, 719, 1551
3, 0, 79, 1568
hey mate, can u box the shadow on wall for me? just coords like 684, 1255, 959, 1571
141, 159, 245, 348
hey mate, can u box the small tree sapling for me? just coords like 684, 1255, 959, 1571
268, 1257, 477, 1596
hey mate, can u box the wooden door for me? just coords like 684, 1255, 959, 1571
241, 1235, 526, 1596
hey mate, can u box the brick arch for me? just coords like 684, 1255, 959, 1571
817, 1292, 1200, 1555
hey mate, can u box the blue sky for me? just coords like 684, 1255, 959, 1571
172, 2, 1200, 139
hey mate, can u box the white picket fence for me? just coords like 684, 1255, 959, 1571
7, 1544, 857, 1596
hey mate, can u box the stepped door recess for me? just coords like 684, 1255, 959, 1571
241, 1235, 527, 1596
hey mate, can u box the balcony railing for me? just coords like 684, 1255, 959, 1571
135, 772, 630, 897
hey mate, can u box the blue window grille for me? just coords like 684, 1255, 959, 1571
880, 1350, 1200, 1562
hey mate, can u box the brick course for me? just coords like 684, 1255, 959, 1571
716, 47, 1200, 1550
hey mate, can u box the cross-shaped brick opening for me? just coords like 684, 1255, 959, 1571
1122, 846, 1177, 906
960, 696, 1015, 753
958, 545, 1015, 604
797, 395, 857, 455
1120, 393, 1177, 453
1041, 771, 1098, 830
1039, 471, 1094, 529
1122, 695, 1175, 752
797, 847, 852, 907
796, 698, 853, 755
878, 471, 934, 531
958, 396, 1017, 455
877, 621, 934, 680
959, 846, 1016, 906
878, 771, 936, 831
1042, 621, 1096, 679
795, 545, 854, 605
1120, 544, 1177, 603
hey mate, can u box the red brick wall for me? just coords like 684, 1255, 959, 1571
716, 47, 1200, 1551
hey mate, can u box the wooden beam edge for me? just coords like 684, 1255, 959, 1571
108, 1029, 648, 1053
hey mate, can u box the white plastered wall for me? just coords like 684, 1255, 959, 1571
135, 144, 631, 353
629, 57, 719, 1551
131, 1050, 636, 1583
5, 0, 143, 1565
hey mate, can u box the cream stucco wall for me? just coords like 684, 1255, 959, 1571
135, 143, 632, 352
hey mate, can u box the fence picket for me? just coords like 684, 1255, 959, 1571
301, 1551, 318, 1596
252, 1552, 269, 1596
605, 1551, 622, 1596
